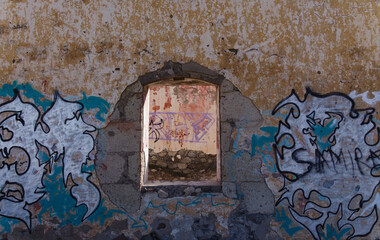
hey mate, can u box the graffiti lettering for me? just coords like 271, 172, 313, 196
149, 112, 215, 143
0, 90, 100, 230
273, 88, 380, 239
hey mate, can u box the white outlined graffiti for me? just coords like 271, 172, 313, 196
0, 90, 100, 230
273, 88, 380, 239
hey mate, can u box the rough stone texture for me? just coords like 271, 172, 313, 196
227, 206, 281, 240
149, 217, 173, 239
222, 182, 238, 199
93, 219, 130, 240
102, 184, 141, 213
220, 122, 233, 152
220, 91, 263, 125
192, 213, 221, 240
127, 152, 141, 184
170, 215, 196, 240
221, 152, 263, 182
138, 61, 224, 87
96, 152, 126, 184
100, 122, 141, 153
240, 182, 275, 215
0, 0, 378, 238
148, 149, 217, 181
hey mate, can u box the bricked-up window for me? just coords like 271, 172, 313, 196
142, 79, 220, 186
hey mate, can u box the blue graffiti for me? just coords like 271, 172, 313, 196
0, 81, 52, 111
127, 117, 250, 230
38, 161, 124, 227
78, 92, 110, 122
128, 193, 238, 230
251, 126, 278, 173
0, 217, 20, 234
0, 81, 110, 122
275, 207, 303, 237
319, 224, 352, 240
306, 112, 341, 152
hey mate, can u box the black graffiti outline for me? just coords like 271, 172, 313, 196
38, 91, 101, 221
0, 89, 101, 231
149, 116, 164, 142
272, 88, 380, 239
272, 88, 380, 147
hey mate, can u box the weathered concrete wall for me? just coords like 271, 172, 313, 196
0, 0, 379, 239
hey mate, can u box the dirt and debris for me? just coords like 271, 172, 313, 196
148, 149, 217, 181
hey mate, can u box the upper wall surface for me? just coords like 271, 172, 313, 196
0, 0, 378, 116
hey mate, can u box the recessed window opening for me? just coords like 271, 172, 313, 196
142, 78, 220, 186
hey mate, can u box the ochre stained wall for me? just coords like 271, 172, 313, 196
0, 1, 379, 239
1, 0, 378, 114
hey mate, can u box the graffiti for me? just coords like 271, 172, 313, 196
149, 112, 215, 143
149, 115, 164, 142
78, 92, 111, 122
0, 81, 53, 111
127, 117, 247, 231
349, 90, 380, 105
38, 161, 124, 228
272, 88, 380, 239
274, 206, 304, 237
0, 81, 110, 124
0, 90, 101, 230
251, 126, 278, 173
128, 193, 238, 230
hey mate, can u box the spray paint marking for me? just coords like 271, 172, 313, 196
128, 193, 238, 230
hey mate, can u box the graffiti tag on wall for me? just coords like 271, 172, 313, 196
272, 88, 380, 239
0, 90, 101, 230
149, 112, 215, 143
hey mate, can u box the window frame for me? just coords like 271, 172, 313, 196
141, 78, 221, 187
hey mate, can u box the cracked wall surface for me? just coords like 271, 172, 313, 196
0, 0, 379, 239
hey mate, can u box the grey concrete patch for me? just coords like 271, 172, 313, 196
220, 79, 235, 93
240, 182, 274, 214
220, 91, 263, 126
102, 184, 141, 213
222, 182, 238, 199
150, 217, 173, 239
96, 152, 126, 184
220, 121, 233, 152
192, 213, 221, 240
226, 206, 278, 240
121, 93, 142, 122
171, 215, 196, 240
100, 122, 141, 153
93, 219, 130, 240
222, 151, 263, 182
128, 152, 141, 184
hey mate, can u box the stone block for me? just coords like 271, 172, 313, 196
222, 151, 263, 182
102, 183, 141, 213
96, 152, 126, 184
128, 152, 141, 183
126, 81, 143, 94
100, 122, 141, 153
240, 182, 274, 214
222, 181, 238, 199
170, 215, 195, 240
220, 79, 235, 93
158, 189, 169, 198
220, 91, 263, 126
221, 121, 233, 152
122, 93, 142, 122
